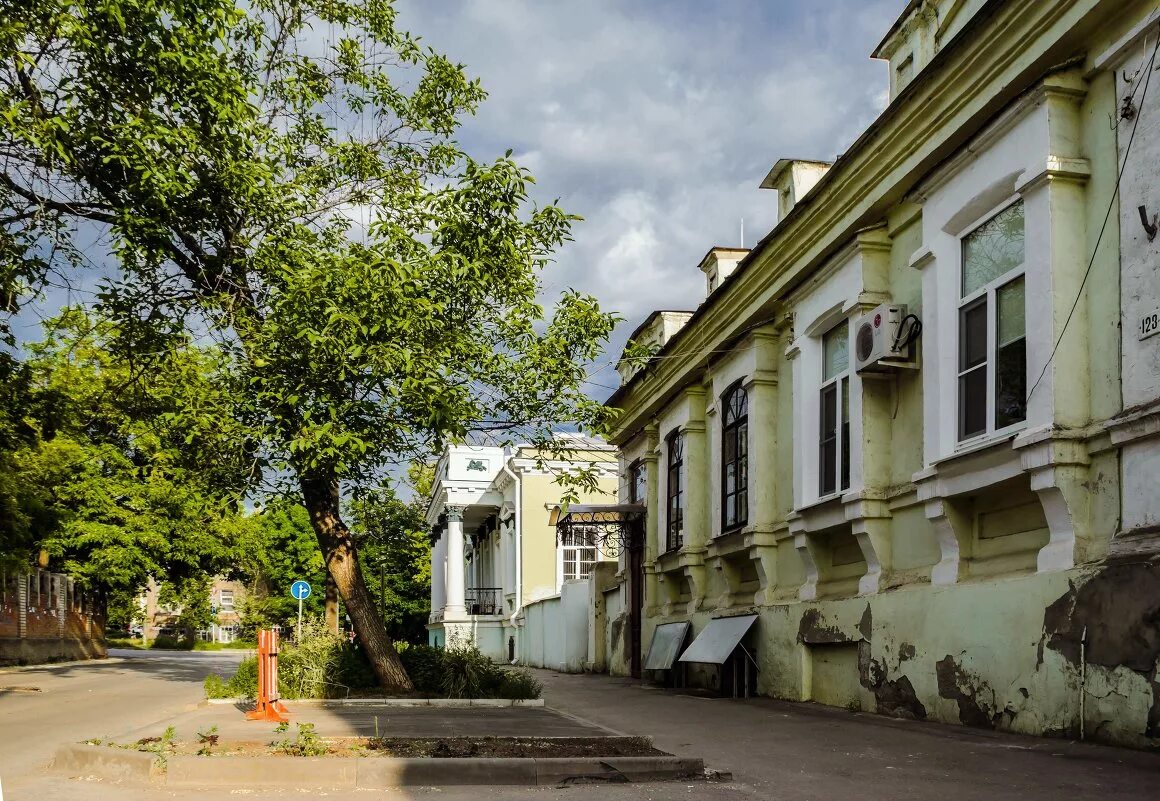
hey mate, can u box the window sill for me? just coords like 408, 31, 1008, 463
940, 428, 1022, 465
794, 491, 847, 515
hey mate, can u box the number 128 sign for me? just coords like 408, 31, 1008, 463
1141, 308, 1160, 341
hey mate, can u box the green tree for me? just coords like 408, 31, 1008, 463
235, 500, 327, 632
0, 0, 616, 687
11, 311, 249, 612
349, 480, 431, 645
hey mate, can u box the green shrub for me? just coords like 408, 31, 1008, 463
227, 656, 259, 699
398, 644, 443, 694
150, 634, 194, 650
497, 668, 542, 700
439, 645, 504, 698
203, 673, 229, 699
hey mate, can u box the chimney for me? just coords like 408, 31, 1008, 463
699, 246, 750, 298
760, 159, 833, 224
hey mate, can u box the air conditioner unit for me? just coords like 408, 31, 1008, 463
853, 303, 918, 373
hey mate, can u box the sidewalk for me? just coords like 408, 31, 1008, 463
529, 669, 1160, 801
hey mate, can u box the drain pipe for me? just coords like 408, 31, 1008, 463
501, 463, 522, 661
1079, 625, 1087, 741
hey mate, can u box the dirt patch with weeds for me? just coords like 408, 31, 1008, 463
164, 735, 664, 759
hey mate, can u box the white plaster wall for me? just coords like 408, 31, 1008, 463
517, 580, 591, 672
1114, 41, 1160, 408
916, 100, 1051, 465
787, 253, 863, 508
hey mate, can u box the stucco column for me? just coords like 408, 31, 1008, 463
643, 422, 661, 615
747, 325, 781, 533
430, 530, 446, 616
683, 384, 709, 550
444, 506, 467, 618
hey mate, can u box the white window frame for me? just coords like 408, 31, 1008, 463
558, 528, 598, 585
818, 320, 851, 499
956, 197, 1028, 447
218, 589, 235, 613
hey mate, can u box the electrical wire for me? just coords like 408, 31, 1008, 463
1026, 24, 1159, 404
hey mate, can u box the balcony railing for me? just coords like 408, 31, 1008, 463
465, 587, 502, 616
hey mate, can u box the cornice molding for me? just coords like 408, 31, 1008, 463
609, 0, 1094, 441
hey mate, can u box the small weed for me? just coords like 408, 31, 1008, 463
196, 725, 219, 756
136, 726, 177, 767
272, 722, 328, 757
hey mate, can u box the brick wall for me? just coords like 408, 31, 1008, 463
0, 568, 106, 665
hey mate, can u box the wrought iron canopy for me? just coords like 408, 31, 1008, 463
551, 503, 645, 557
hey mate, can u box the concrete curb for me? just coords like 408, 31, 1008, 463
50, 744, 161, 783
51, 744, 703, 788
203, 697, 545, 707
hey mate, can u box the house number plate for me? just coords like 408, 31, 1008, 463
1141, 308, 1160, 341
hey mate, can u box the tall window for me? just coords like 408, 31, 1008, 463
958, 200, 1026, 441
721, 383, 749, 530
219, 589, 235, 613
820, 322, 850, 496
629, 461, 646, 505
666, 430, 685, 551
561, 529, 597, 581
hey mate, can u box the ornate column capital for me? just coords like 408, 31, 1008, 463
445, 505, 466, 522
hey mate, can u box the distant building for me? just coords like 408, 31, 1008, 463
138, 576, 246, 643
425, 436, 618, 662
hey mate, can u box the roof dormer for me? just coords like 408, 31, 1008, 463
699, 246, 750, 298
872, 0, 987, 101
760, 159, 833, 223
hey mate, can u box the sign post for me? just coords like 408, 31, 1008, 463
290, 580, 311, 642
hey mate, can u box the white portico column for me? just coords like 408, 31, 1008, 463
443, 506, 467, 617
430, 530, 446, 616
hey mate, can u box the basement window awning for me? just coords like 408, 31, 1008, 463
678, 614, 758, 665
643, 621, 690, 671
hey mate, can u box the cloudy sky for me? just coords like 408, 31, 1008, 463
397, 0, 899, 397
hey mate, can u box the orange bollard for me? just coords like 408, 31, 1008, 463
245, 628, 289, 723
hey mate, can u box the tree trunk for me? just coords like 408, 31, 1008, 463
324, 573, 340, 635
299, 474, 413, 690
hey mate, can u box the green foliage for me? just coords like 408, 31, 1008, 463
0, 311, 251, 604
497, 669, 543, 701
398, 644, 542, 700
397, 644, 443, 695
0, 0, 620, 683
348, 483, 431, 644
196, 726, 219, 756
234, 501, 326, 632
135, 726, 178, 767
150, 634, 194, 651
207, 638, 540, 700
438, 645, 502, 699
272, 722, 328, 757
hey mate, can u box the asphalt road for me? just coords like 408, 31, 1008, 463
1, 650, 1158, 801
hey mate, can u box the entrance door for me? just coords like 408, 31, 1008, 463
628, 524, 644, 679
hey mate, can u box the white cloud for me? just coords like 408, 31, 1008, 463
396, 0, 899, 393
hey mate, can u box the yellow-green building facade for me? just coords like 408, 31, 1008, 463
607, 0, 1160, 748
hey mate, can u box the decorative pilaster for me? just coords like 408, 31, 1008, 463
643, 422, 661, 616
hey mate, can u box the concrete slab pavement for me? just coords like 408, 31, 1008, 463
4, 649, 1160, 801
114, 700, 615, 743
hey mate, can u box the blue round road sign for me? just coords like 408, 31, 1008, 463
290, 580, 312, 600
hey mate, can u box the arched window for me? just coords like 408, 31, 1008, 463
721, 383, 749, 530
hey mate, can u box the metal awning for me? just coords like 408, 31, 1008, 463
547, 504, 646, 526
643, 621, 690, 671
678, 614, 758, 665
550, 503, 645, 556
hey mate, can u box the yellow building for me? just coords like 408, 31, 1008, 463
425, 435, 618, 662
603, 0, 1160, 748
